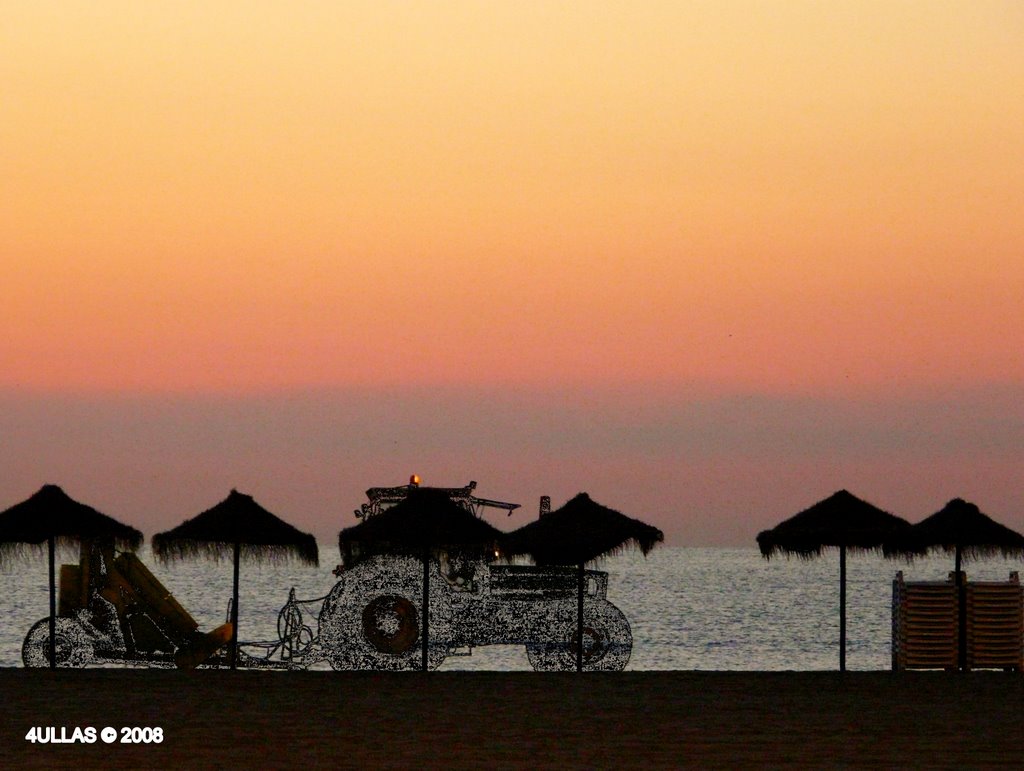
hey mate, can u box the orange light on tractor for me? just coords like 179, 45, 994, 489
410, 474, 421, 487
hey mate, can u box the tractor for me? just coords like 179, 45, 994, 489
305, 481, 634, 671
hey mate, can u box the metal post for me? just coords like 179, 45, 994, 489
956, 546, 966, 671
48, 535, 56, 669
577, 562, 584, 673
230, 540, 240, 670
839, 544, 846, 673
422, 547, 430, 672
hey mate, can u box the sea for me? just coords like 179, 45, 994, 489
2, 545, 1020, 671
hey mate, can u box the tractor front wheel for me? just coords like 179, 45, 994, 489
526, 600, 632, 672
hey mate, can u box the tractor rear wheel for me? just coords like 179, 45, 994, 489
319, 555, 451, 671
22, 617, 95, 668
361, 594, 420, 654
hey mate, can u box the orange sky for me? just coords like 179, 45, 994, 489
2, 3, 1024, 545
3, 1, 1022, 396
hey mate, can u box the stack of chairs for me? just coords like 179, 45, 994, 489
892, 571, 1023, 671
967, 573, 1023, 670
892, 571, 959, 670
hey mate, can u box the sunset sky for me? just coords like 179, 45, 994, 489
2, 2, 1022, 546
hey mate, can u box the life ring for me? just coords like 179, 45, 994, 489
361, 595, 419, 654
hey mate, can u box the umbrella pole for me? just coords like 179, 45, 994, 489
839, 544, 846, 673
48, 534, 56, 669
577, 562, 584, 673
230, 540, 240, 670
956, 545, 966, 671
422, 548, 430, 672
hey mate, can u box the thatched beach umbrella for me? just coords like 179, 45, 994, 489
502, 492, 664, 671
884, 498, 1024, 670
0, 484, 143, 668
152, 489, 318, 669
886, 498, 1024, 570
756, 489, 911, 672
339, 486, 503, 671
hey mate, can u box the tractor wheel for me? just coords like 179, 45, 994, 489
319, 555, 451, 671
22, 617, 95, 668
526, 600, 632, 672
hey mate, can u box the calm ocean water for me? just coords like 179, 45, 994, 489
2, 545, 1021, 671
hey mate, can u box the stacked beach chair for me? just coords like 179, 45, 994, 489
891, 572, 959, 670
966, 574, 1024, 670
892, 571, 1023, 671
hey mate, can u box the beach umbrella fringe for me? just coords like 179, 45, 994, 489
151, 537, 318, 566
758, 539, 903, 561
0, 534, 142, 569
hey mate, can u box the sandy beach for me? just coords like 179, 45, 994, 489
3, 669, 1023, 769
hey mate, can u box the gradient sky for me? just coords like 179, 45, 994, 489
2, 2, 1023, 545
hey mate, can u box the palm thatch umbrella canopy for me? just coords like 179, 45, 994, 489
883, 498, 1024, 671
152, 489, 318, 669
884, 498, 1024, 569
339, 487, 503, 557
501, 492, 663, 566
0, 484, 143, 668
756, 489, 911, 672
339, 486, 503, 670
502, 492, 664, 671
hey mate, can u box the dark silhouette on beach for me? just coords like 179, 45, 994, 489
757, 489, 911, 671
